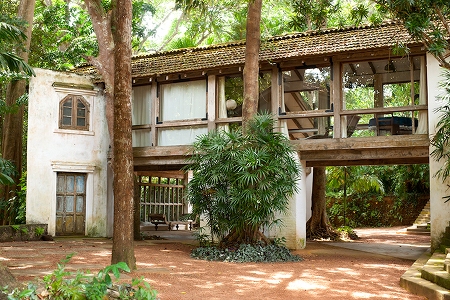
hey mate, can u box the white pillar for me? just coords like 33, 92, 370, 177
427, 52, 450, 250
266, 120, 307, 249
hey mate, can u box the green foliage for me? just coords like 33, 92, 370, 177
327, 193, 426, 227
193, 227, 212, 247
431, 70, 450, 193
272, 236, 287, 247
289, 0, 384, 31
374, 0, 450, 67
0, 15, 34, 76
289, 0, 339, 31
0, 157, 16, 186
191, 243, 303, 263
327, 166, 384, 195
326, 164, 429, 227
167, 36, 198, 50
35, 226, 45, 237
0, 171, 27, 225
4, 253, 159, 300
336, 226, 358, 240
185, 113, 301, 244
2, 283, 39, 300
29, 0, 156, 70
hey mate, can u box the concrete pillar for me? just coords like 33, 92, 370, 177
427, 53, 450, 250
265, 120, 307, 249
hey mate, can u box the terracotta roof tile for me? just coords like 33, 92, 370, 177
74, 21, 417, 77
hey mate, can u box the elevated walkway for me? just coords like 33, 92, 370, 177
293, 134, 429, 167
133, 134, 430, 170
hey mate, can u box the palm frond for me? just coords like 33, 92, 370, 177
0, 21, 27, 44
0, 51, 35, 76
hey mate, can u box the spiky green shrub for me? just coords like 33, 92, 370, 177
185, 113, 301, 246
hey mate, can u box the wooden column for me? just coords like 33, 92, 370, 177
410, 58, 415, 134
374, 73, 383, 109
332, 60, 341, 138
151, 81, 158, 146
207, 75, 216, 131
271, 66, 280, 130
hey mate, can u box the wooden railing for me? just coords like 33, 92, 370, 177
137, 173, 186, 222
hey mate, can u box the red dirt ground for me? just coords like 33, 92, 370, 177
1, 226, 428, 300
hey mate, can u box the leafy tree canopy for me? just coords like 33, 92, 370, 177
0, 14, 34, 76
27, 0, 156, 70
374, 0, 450, 69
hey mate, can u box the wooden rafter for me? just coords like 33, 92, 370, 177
294, 69, 304, 81
368, 61, 377, 74
349, 63, 357, 75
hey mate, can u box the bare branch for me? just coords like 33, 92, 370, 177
158, 13, 185, 51
134, 7, 177, 54
197, 31, 210, 45
261, 18, 270, 37
435, 5, 450, 38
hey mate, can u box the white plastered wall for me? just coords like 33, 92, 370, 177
27, 68, 110, 237
427, 53, 450, 250
264, 120, 307, 250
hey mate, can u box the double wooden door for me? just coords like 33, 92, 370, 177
56, 173, 86, 235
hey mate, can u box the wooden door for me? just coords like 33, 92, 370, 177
56, 173, 86, 235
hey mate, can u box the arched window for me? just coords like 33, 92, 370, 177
59, 95, 89, 130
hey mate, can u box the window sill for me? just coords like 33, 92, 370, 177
54, 129, 94, 136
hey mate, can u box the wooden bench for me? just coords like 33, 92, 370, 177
148, 213, 170, 231
169, 220, 193, 231
148, 213, 193, 231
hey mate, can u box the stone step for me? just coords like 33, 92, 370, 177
405, 224, 431, 235
440, 244, 450, 254
416, 224, 429, 229
406, 227, 430, 233
421, 251, 450, 290
416, 213, 430, 217
400, 250, 450, 300
416, 219, 430, 223
414, 221, 429, 226
414, 218, 430, 224
444, 252, 450, 273
413, 201, 431, 226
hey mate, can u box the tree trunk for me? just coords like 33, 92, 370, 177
306, 166, 334, 238
84, 0, 115, 166
134, 175, 141, 240
242, 0, 262, 132
219, 225, 270, 248
0, 261, 22, 299
110, 0, 136, 269
0, 0, 35, 225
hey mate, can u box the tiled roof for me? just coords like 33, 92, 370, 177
75, 21, 417, 77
